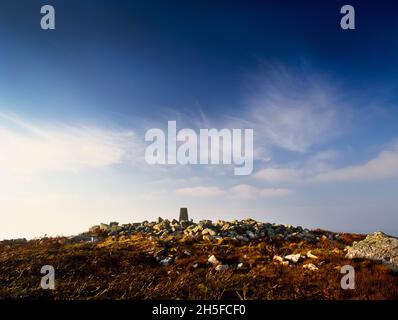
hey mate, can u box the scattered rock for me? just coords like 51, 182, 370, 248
303, 263, 319, 271
215, 264, 229, 271
273, 255, 284, 262
66, 234, 97, 244
284, 254, 302, 263
159, 257, 173, 266
208, 255, 220, 266
306, 251, 318, 259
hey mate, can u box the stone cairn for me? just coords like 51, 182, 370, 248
86, 208, 325, 244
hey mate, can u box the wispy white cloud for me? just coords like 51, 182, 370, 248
255, 168, 300, 182
228, 184, 259, 199
314, 141, 398, 182
254, 142, 398, 184
236, 66, 349, 154
0, 113, 143, 174
175, 184, 293, 200
254, 150, 338, 183
259, 187, 292, 197
229, 184, 293, 199
175, 186, 226, 197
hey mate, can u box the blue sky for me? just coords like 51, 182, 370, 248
1, 0, 398, 239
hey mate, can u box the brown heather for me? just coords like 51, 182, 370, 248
0, 232, 397, 300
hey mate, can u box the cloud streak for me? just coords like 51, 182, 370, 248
254, 141, 398, 184
255, 168, 300, 182
0, 113, 143, 174
230, 184, 293, 199
175, 184, 293, 199
243, 66, 347, 153
313, 141, 398, 182
175, 186, 226, 197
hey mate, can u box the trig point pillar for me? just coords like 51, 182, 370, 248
179, 208, 189, 222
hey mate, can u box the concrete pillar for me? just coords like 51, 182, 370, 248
179, 208, 189, 222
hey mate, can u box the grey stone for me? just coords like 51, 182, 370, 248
66, 234, 95, 244
346, 232, 398, 271
303, 263, 318, 271
199, 220, 213, 227
215, 264, 229, 271
89, 225, 100, 233
246, 230, 256, 239
236, 235, 249, 242
159, 257, 173, 266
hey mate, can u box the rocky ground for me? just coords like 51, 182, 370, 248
1, 218, 397, 299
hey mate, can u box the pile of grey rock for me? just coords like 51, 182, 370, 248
88, 218, 327, 243
346, 232, 398, 271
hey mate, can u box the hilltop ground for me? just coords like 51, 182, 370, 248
0, 219, 397, 300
